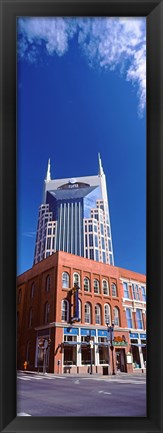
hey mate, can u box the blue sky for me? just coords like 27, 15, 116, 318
17, 17, 146, 275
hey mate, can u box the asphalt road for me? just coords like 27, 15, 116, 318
17, 372, 146, 417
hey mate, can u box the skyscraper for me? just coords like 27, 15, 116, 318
34, 154, 114, 266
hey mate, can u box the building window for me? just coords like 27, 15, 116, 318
45, 275, 50, 292
95, 304, 101, 324
89, 234, 93, 246
47, 238, 51, 250
100, 224, 104, 235
104, 304, 111, 325
73, 272, 80, 287
123, 282, 129, 298
95, 250, 99, 261
44, 302, 50, 324
31, 283, 35, 299
28, 308, 33, 328
101, 237, 105, 249
126, 308, 133, 328
85, 303, 91, 324
109, 254, 113, 265
102, 280, 109, 295
61, 299, 69, 322
88, 225, 93, 232
62, 272, 70, 289
113, 307, 120, 326
136, 309, 143, 329
89, 249, 94, 260
112, 283, 117, 297
102, 252, 106, 263
132, 284, 140, 300
94, 235, 98, 247
17, 289, 22, 304
141, 286, 146, 302
84, 277, 90, 292
108, 240, 112, 252
94, 279, 100, 294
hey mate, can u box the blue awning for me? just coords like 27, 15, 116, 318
131, 343, 146, 347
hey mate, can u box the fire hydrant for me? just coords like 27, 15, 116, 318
24, 361, 28, 370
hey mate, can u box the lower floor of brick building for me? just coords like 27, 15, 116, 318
19, 324, 146, 375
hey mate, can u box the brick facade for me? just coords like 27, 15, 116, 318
17, 251, 146, 375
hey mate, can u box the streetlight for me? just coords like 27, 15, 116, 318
106, 321, 116, 375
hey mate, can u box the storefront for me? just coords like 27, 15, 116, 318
57, 327, 130, 374
129, 332, 146, 370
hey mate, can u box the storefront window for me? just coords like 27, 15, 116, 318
131, 339, 141, 368
81, 336, 95, 365
63, 335, 77, 365
141, 339, 146, 364
98, 337, 108, 364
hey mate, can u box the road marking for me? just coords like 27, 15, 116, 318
75, 379, 80, 384
17, 412, 31, 416
99, 390, 112, 395
82, 377, 145, 385
17, 377, 31, 381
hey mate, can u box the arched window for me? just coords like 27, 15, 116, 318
112, 283, 117, 297
104, 304, 111, 325
84, 277, 90, 292
78, 298, 82, 321
114, 307, 120, 326
85, 302, 91, 324
18, 289, 22, 304
28, 308, 33, 328
31, 283, 35, 299
73, 272, 80, 287
62, 272, 70, 288
46, 275, 50, 292
61, 299, 69, 322
94, 279, 100, 294
95, 304, 101, 324
102, 280, 109, 295
44, 302, 50, 324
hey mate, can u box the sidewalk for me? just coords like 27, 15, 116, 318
18, 369, 146, 379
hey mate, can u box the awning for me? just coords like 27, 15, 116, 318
131, 343, 146, 347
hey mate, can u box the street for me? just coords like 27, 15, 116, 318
17, 371, 146, 417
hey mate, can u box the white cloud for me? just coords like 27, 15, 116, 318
18, 17, 146, 116
23, 231, 36, 238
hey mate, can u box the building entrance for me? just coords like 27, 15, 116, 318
115, 349, 126, 372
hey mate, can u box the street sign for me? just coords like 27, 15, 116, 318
90, 340, 94, 349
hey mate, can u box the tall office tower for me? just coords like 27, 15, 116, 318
34, 155, 114, 266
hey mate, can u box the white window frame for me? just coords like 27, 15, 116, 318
104, 303, 111, 325
114, 307, 120, 326
73, 272, 80, 287
95, 304, 101, 325
84, 277, 90, 292
94, 279, 100, 294
84, 302, 91, 324
62, 272, 70, 289
102, 279, 109, 295
61, 299, 69, 322
112, 283, 117, 297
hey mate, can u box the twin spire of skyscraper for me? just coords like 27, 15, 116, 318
45, 153, 104, 181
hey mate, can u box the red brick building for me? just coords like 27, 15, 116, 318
17, 251, 146, 375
